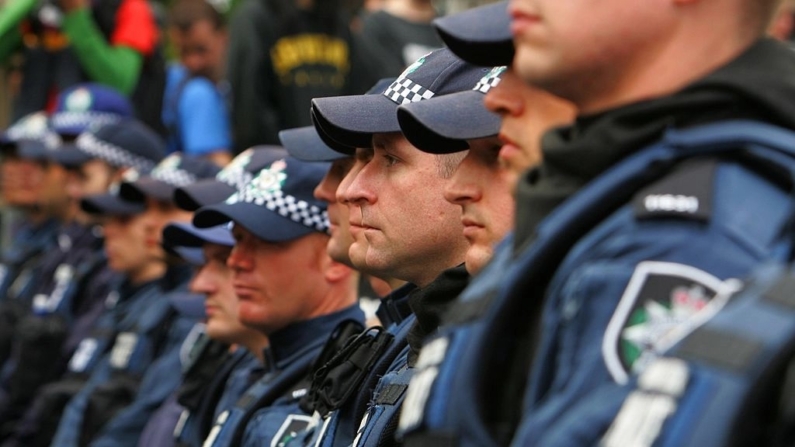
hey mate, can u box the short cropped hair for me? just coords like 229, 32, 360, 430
434, 152, 467, 179
169, 0, 225, 31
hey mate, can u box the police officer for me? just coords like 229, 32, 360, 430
47, 153, 219, 447
135, 148, 292, 447
137, 220, 269, 447
396, 63, 574, 274
395, 1, 795, 446
290, 49, 487, 447
0, 113, 64, 310
191, 156, 364, 447
280, 122, 405, 304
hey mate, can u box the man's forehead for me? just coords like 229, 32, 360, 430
371, 132, 406, 148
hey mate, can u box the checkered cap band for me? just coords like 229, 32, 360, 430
76, 133, 156, 171
51, 112, 121, 132
226, 189, 329, 232
216, 150, 254, 190
473, 66, 506, 94
383, 78, 436, 105
6, 128, 60, 149
41, 132, 61, 150
151, 158, 198, 187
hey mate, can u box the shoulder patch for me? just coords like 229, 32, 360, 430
603, 261, 740, 384
633, 158, 716, 222
272, 414, 313, 447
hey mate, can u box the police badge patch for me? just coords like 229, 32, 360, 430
603, 261, 741, 384
272, 414, 313, 447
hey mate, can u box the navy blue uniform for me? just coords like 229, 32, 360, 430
300, 267, 468, 447
203, 305, 364, 447
397, 39, 795, 447
49, 266, 196, 447
300, 283, 416, 447
171, 349, 261, 447
0, 222, 118, 433
0, 218, 58, 303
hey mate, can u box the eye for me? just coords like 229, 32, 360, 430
382, 153, 399, 167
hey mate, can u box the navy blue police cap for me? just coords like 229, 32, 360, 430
173, 146, 288, 211
311, 49, 490, 149
49, 83, 134, 136
193, 157, 330, 243
0, 112, 62, 159
80, 168, 148, 216
433, 1, 513, 67
310, 78, 396, 155
279, 126, 345, 162
163, 221, 235, 249
119, 153, 221, 203
52, 118, 166, 170
397, 66, 507, 154
162, 221, 235, 267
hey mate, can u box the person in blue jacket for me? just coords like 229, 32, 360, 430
162, 0, 232, 165
392, 1, 795, 446
191, 155, 364, 447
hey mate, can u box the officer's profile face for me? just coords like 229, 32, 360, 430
483, 69, 575, 175
0, 151, 45, 208
103, 213, 158, 282
339, 133, 468, 287
444, 137, 516, 275
227, 225, 334, 334
191, 242, 260, 343
508, 0, 669, 110
338, 148, 373, 272
170, 18, 228, 82
314, 158, 355, 267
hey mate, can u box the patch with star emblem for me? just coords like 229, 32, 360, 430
602, 261, 739, 384
271, 414, 312, 447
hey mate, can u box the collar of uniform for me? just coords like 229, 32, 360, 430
406, 264, 471, 367
376, 282, 418, 328
265, 304, 365, 370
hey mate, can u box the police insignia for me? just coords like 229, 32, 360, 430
603, 261, 740, 384
217, 149, 254, 189
272, 414, 312, 447
400, 54, 429, 78
65, 87, 93, 111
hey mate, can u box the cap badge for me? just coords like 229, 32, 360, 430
65, 88, 93, 112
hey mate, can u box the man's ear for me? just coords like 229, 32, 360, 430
322, 253, 354, 284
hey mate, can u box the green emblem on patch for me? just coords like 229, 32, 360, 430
603, 261, 737, 384
399, 53, 431, 79
227, 159, 288, 204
